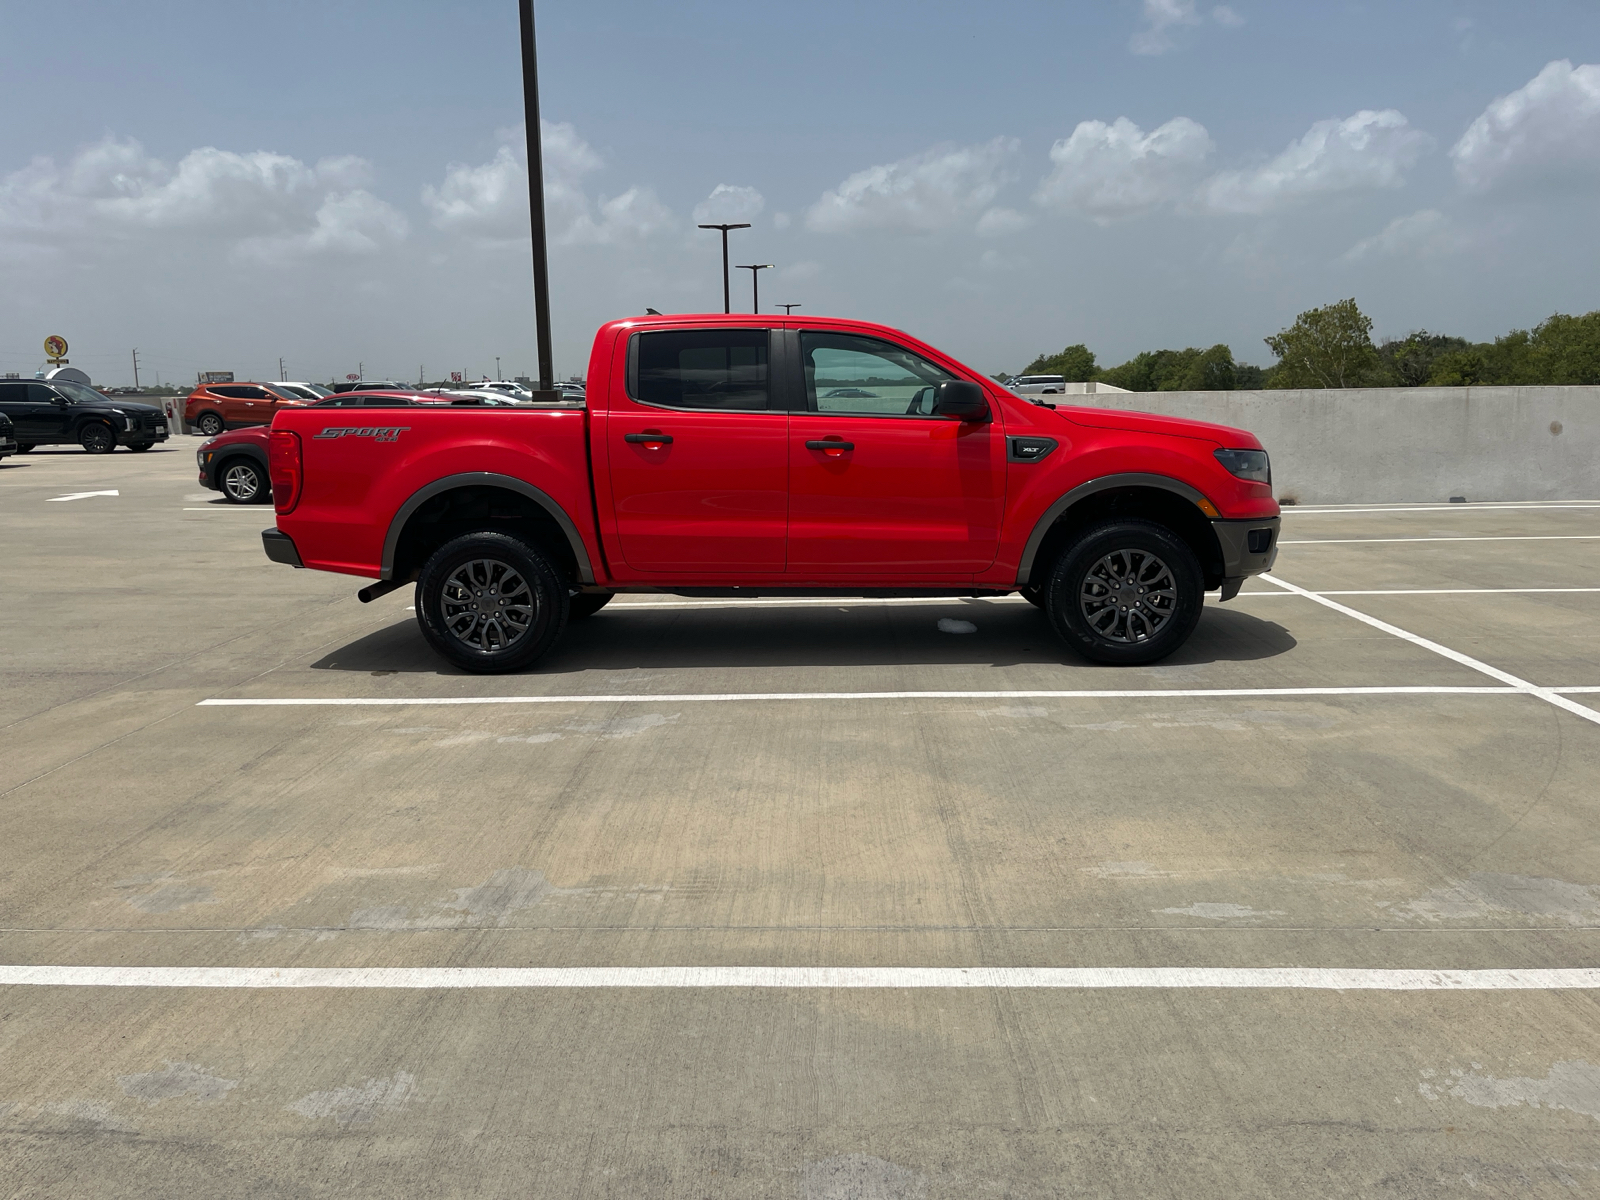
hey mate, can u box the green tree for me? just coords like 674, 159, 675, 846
1179, 344, 1238, 390
1426, 328, 1537, 386
1023, 343, 1098, 380
1530, 310, 1600, 384
1377, 331, 1471, 386
1264, 298, 1382, 388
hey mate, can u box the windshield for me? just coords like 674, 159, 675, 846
50, 380, 110, 405
266, 385, 305, 400
302, 384, 333, 397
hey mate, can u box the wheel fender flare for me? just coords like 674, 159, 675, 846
381, 471, 595, 584
1016, 472, 1212, 587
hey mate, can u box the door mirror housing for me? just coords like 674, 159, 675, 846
933, 380, 989, 422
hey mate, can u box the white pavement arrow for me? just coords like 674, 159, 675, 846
47, 490, 120, 502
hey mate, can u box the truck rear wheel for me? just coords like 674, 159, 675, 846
415, 532, 568, 673
1044, 519, 1203, 666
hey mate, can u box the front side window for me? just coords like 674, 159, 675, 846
631, 329, 769, 411
801, 332, 956, 417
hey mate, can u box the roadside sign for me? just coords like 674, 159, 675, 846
44, 335, 68, 363
346, 373, 360, 381
200, 371, 234, 384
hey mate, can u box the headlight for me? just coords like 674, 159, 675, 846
1214, 448, 1270, 484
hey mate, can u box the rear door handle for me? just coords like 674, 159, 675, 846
624, 432, 673, 444
805, 439, 854, 451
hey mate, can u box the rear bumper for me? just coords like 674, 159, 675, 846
1211, 516, 1280, 600
262, 529, 303, 568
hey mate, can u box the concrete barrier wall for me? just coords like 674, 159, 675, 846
1067, 386, 1598, 504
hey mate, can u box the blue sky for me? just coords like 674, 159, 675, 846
3, 1, 1600, 385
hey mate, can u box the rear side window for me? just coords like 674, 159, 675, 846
629, 329, 770, 411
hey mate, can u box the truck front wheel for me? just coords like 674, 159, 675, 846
415, 532, 569, 673
1044, 519, 1203, 665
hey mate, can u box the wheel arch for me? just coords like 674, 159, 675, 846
383, 472, 594, 585
1018, 473, 1225, 590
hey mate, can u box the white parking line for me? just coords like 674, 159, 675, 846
1287, 503, 1600, 515
2, 964, 1597, 990
1261, 574, 1600, 728
1280, 535, 1600, 545
46, 490, 119, 502
1238, 588, 1600, 597
199, 687, 1525, 708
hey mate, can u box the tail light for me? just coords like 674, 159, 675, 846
269, 429, 303, 514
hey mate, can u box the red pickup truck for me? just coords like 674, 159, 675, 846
262, 314, 1279, 672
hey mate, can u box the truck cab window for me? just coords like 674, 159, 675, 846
630, 330, 770, 411
801, 332, 955, 417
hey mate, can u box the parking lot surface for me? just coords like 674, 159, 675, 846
4, 444, 1600, 1197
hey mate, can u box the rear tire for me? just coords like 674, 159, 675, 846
220, 458, 269, 504
1044, 519, 1203, 666
196, 412, 224, 437
79, 422, 116, 454
568, 593, 614, 620
415, 532, 568, 673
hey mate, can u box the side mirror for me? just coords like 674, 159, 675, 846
933, 380, 989, 422
52, 395, 70, 407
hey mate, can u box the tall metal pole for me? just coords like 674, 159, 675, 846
777, 303, 801, 314
698, 223, 750, 313
736, 264, 773, 314
519, 0, 554, 393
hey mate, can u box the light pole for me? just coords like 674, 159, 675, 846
697, 223, 750, 313
777, 303, 801, 314
736, 264, 773, 314
519, 0, 556, 397
496, 356, 502, 380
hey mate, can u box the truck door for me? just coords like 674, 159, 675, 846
786, 330, 1005, 574
606, 327, 788, 570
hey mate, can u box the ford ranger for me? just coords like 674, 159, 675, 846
261, 315, 1279, 673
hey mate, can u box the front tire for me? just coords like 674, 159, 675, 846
196, 412, 224, 437
220, 459, 269, 504
79, 422, 116, 454
415, 532, 568, 673
1044, 519, 1203, 665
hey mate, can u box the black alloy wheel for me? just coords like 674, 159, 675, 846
220, 458, 268, 504
415, 532, 568, 673
127, 441, 153, 452
1044, 519, 1203, 665
79, 422, 116, 454
568, 593, 614, 620
196, 412, 224, 437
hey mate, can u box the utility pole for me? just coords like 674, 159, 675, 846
777, 303, 801, 314
496, 356, 502, 380
736, 264, 773, 314
279, 357, 286, 381
131, 349, 140, 389
419, 365, 425, 387
697, 223, 751, 313
519, 0, 556, 397
358, 361, 364, 380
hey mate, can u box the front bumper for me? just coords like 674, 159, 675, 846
0, 435, 15, 457
262, 529, 303, 568
1211, 516, 1280, 600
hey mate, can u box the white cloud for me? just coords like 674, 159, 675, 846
975, 206, 1032, 237
1342, 209, 1472, 262
1033, 117, 1214, 221
772, 211, 792, 230
1452, 60, 1600, 193
805, 138, 1018, 234
1200, 110, 1431, 214
692, 183, 764, 224
1212, 6, 1245, 27
423, 122, 672, 246
0, 136, 406, 260
1130, 0, 1200, 55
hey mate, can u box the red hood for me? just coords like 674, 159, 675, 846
1054, 403, 1263, 450
203, 425, 272, 449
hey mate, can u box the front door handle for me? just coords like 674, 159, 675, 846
804, 439, 854, 451
624, 432, 673, 445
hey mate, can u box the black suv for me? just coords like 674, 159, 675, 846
0, 379, 171, 454
0, 410, 15, 460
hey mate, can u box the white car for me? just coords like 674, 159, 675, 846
274, 382, 334, 400
1009, 374, 1067, 395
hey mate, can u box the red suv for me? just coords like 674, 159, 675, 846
185, 383, 312, 436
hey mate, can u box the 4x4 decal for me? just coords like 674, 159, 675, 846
313, 426, 410, 443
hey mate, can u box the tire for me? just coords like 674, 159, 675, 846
127, 441, 153, 452
568, 593, 614, 620
219, 458, 269, 504
196, 412, 224, 437
16, 444, 33, 453
1044, 519, 1203, 666
79, 422, 116, 454
415, 532, 568, 673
